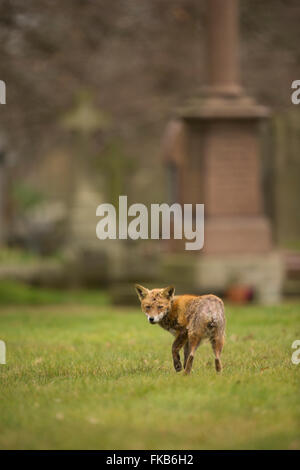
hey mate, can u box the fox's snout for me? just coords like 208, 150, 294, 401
146, 312, 166, 324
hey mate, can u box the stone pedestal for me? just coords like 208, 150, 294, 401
158, 251, 283, 305
177, 96, 272, 255
196, 252, 283, 305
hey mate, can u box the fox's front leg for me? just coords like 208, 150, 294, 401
172, 333, 187, 372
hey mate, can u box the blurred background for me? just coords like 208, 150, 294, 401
0, 0, 300, 305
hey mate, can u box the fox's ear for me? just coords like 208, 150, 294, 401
134, 284, 149, 301
162, 285, 175, 299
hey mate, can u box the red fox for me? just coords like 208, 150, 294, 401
135, 284, 226, 374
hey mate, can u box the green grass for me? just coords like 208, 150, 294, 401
0, 281, 110, 306
0, 299, 299, 450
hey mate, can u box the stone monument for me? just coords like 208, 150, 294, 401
162, 0, 283, 303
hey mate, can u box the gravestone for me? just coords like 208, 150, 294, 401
162, 0, 283, 303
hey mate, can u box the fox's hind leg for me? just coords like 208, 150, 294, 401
210, 333, 224, 372
184, 335, 202, 375
183, 341, 189, 369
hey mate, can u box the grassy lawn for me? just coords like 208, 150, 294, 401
0, 289, 299, 450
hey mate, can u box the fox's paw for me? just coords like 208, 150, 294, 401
174, 362, 183, 372
215, 358, 222, 373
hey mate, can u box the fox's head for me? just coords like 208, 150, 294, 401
134, 284, 175, 324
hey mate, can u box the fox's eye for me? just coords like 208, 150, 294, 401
145, 306, 151, 310
158, 305, 163, 310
